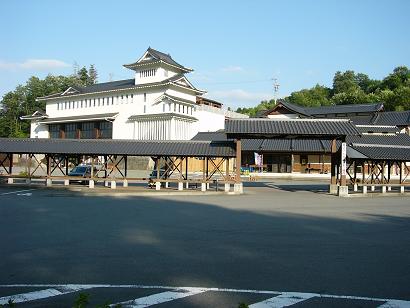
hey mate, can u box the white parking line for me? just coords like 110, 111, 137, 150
378, 300, 410, 308
249, 292, 317, 307
110, 287, 206, 307
0, 189, 36, 196
0, 284, 409, 307
0, 285, 89, 304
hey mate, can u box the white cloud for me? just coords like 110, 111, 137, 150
0, 59, 71, 71
221, 65, 244, 72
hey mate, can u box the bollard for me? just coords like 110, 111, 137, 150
362, 186, 367, 194
201, 182, 206, 192
111, 181, 117, 189
400, 186, 405, 194
224, 183, 230, 192
89, 180, 94, 188
381, 186, 387, 194
371, 185, 375, 192
178, 182, 183, 191
7, 178, 13, 184
64, 179, 69, 186
155, 182, 161, 191
123, 179, 128, 187
46, 179, 52, 187
353, 183, 358, 192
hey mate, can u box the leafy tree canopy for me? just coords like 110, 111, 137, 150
236, 66, 410, 116
0, 66, 98, 137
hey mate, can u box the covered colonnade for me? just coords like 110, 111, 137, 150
0, 138, 239, 193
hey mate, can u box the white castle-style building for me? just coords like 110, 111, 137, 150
22, 47, 247, 140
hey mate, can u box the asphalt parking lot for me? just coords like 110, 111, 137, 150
0, 180, 409, 307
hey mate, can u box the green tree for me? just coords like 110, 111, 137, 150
88, 64, 98, 85
0, 74, 87, 138
287, 84, 331, 107
77, 66, 89, 85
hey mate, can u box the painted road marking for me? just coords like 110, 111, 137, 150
249, 292, 317, 307
0, 189, 36, 196
0, 285, 89, 304
378, 300, 410, 308
0, 285, 409, 307
110, 287, 206, 307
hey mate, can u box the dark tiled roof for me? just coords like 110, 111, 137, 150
0, 138, 236, 157
191, 131, 228, 141
355, 126, 401, 134
37, 74, 191, 100
225, 119, 360, 138
346, 115, 374, 125
264, 101, 311, 117
39, 113, 118, 124
264, 101, 384, 117
347, 134, 410, 161
371, 111, 410, 126
123, 47, 191, 72
305, 102, 384, 115
192, 132, 337, 153
347, 133, 410, 146
351, 145, 410, 161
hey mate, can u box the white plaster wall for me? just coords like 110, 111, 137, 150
267, 114, 300, 119
134, 65, 181, 85
195, 110, 225, 132
165, 88, 197, 102
30, 122, 49, 138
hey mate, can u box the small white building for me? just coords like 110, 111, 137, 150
23, 47, 247, 140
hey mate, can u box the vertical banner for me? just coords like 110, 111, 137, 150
341, 142, 347, 176
254, 152, 263, 173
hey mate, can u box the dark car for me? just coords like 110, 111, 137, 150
68, 165, 96, 184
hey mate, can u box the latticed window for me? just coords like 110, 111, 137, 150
99, 121, 112, 139
65, 123, 77, 139
81, 122, 95, 139
49, 124, 60, 139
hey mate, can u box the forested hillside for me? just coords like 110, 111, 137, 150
236, 66, 410, 117
0, 65, 97, 137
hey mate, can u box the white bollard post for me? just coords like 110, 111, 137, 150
353, 183, 358, 192
165, 182, 169, 188
123, 179, 128, 187
89, 180, 94, 188
387, 186, 392, 191
111, 181, 116, 189
400, 186, 405, 194
381, 186, 387, 194
46, 179, 52, 187
155, 181, 161, 191
64, 179, 69, 186
178, 182, 184, 191
224, 183, 230, 192
362, 186, 367, 194
371, 185, 375, 192
201, 183, 206, 192
185, 182, 189, 189
7, 178, 13, 184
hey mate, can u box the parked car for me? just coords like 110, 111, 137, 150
68, 165, 97, 184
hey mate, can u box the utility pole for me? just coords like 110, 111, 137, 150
272, 77, 280, 104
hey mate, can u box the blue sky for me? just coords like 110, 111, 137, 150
1, 0, 409, 109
